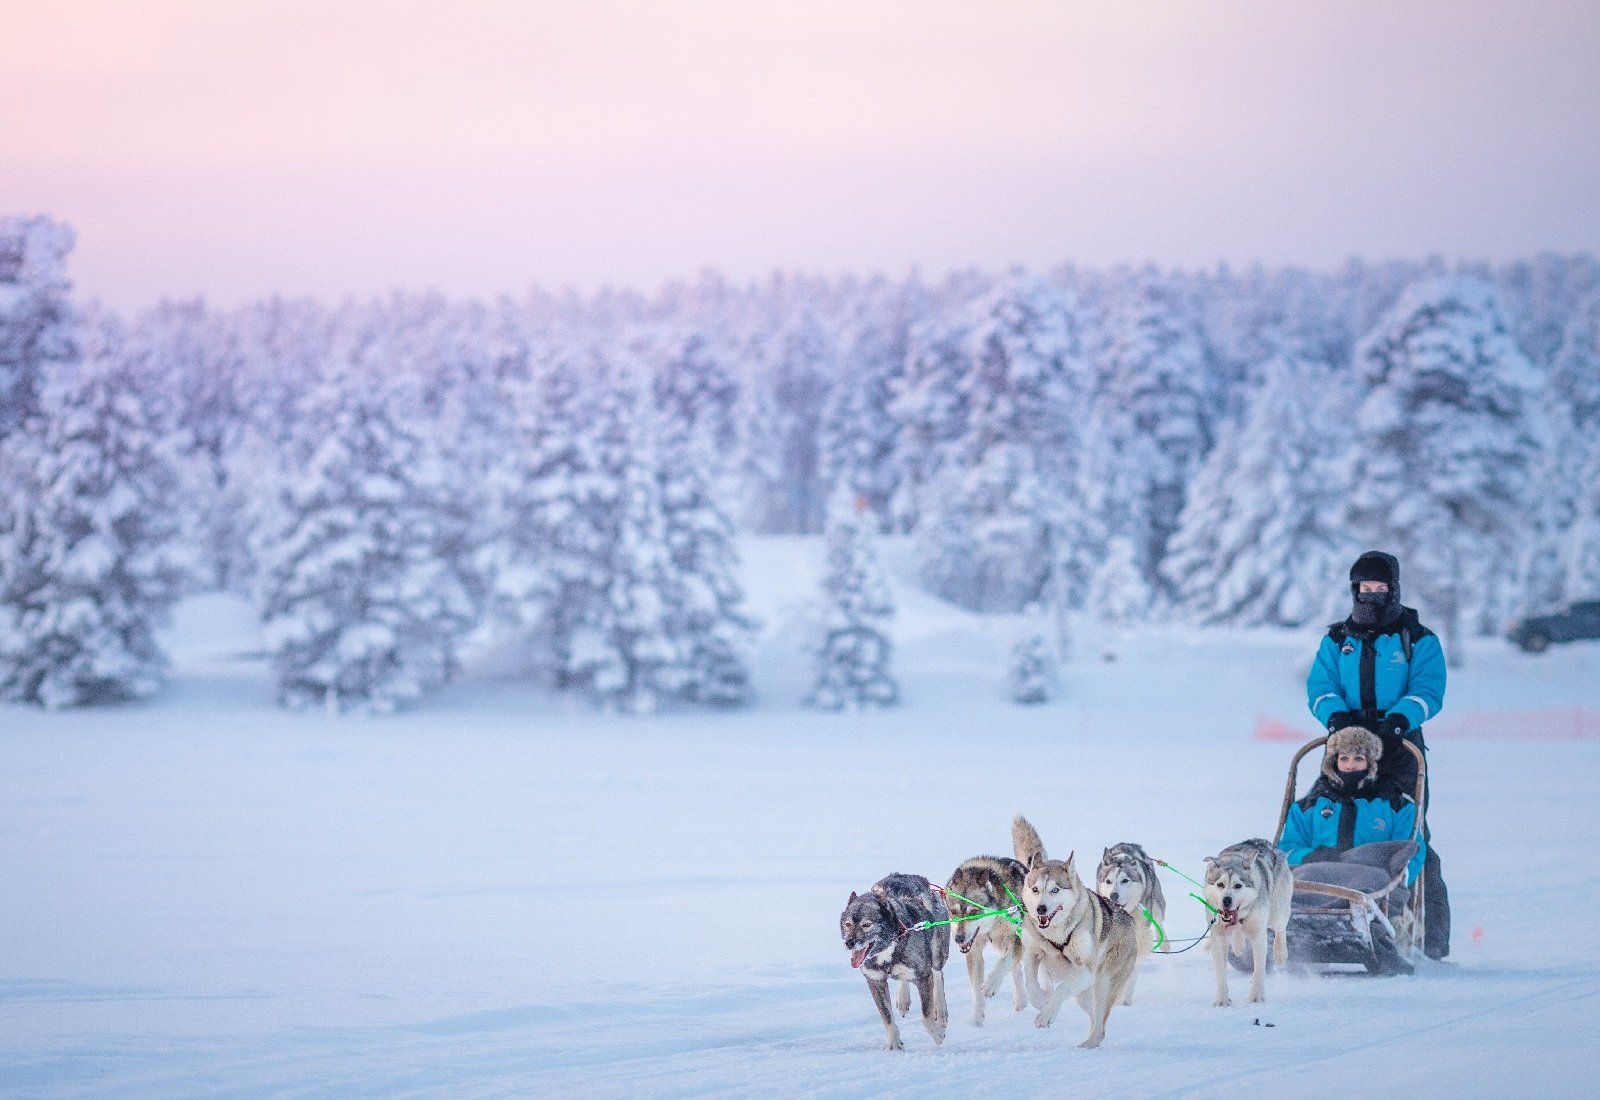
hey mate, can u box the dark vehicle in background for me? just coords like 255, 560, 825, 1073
1508, 600, 1600, 652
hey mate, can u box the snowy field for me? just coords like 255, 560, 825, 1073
3, 537, 1599, 1097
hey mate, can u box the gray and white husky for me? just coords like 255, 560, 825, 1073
1095, 842, 1168, 1004
1204, 839, 1293, 1007
1012, 816, 1141, 1048
945, 855, 1028, 1025
839, 873, 950, 1050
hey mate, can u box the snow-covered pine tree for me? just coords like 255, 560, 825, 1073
806, 490, 898, 710
1522, 295, 1600, 612
128, 300, 257, 593
1496, 253, 1600, 370
256, 363, 483, 713
0, 215, 78, 436
483, 340, 605, 683
644, 326, 740, 458
888, 308, 974, 533
564, 362, 689, 714
0, 311, 188, 707
655, 380, 756, 708
1163, 352, 1355, 626
1088, 272, 1218, 593
911, 273, 1099, 612
1563, 439, 1600, 600
1087, 536, 1149, 660
1343, 277, 1544, 657
738, 307, 835, 534
819, 284, 918, 528
1007, 629, 1055, 705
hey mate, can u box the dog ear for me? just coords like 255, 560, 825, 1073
1064, 851, 1076, 876
848, 891, 857, 903
1028, 851, 1044, 872
1102, 847, 1112, 864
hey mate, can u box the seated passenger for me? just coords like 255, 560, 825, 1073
1277, 727, 1425, 887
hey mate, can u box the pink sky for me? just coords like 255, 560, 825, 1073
4, 0, 1599, 311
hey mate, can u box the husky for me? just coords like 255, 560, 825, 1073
1011, 815, 1141, 1048
945, 855, 1028, 1025
1204, 839, 1293, 1007
1095, 842, 1167, 1004
839, 873, 950, 1050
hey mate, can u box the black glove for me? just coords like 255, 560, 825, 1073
1326, 711, 1356, 733
1376, 713, 1411, 740
1304, 846, 1342, 863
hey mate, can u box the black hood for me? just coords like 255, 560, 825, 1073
1349, 550, 1401, 604
1346, 550, 1403, 633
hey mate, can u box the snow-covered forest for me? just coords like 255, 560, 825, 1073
3, 212, 1598, 712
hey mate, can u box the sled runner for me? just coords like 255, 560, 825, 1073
1233, 735, 1428, 976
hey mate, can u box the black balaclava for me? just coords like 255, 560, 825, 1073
1347, 550, 1402, 632
1333, 769, 1370, 797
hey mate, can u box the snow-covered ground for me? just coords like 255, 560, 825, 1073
3, 537, 1598, 1097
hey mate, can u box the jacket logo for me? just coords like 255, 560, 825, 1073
1320, 807, 1334, 818
1374, 819, 1387, 830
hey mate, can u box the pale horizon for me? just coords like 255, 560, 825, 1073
4, 0, 1600, 312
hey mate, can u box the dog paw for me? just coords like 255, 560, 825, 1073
927, 1023, 946, 1045
980, 981, 1000, 999
969, 1012, 984, 1026
1213, 996, 1232, 1008
883, 1037, 904, 1052
1078, 1036, 1104, 1049
1249, 991, 1265, 1004
1034, 1010, 1056, 1028
1013, 996, 1027, 1012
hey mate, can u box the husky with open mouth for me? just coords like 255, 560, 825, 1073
1012, 815, 1140, 1048
838, 873, 950, 1050
1203, 839, 1293, 1007
1095, 842, 1168, 1004
944, 855, 1028, 1025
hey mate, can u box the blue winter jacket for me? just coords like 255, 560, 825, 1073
1278, 789, 1426, 884
1306, 609, 1446, 733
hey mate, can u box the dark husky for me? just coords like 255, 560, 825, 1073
839, 873, 950, 1050
945, 856, 1028, 1025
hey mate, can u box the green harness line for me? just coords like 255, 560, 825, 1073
905, 885, 1024, 934
1155, 857, 1221, 916
1138, 905, 1166, 950
1142, 858, 1222, 953
1156, 858, 1206, 891
907, 871, 1211, 955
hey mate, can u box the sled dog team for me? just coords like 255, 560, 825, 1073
838, 815, 1292, 1050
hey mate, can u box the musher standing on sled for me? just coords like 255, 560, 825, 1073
1306, 550, 1451, 959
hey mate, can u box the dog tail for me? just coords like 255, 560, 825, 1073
1012, 814, 1045, 868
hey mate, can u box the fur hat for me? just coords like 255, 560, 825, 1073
1322, 726, 1382, 785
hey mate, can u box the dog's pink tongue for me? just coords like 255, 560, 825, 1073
850, 947, 867, 968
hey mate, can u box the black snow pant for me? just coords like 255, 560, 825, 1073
1377, 729, 1450, 959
